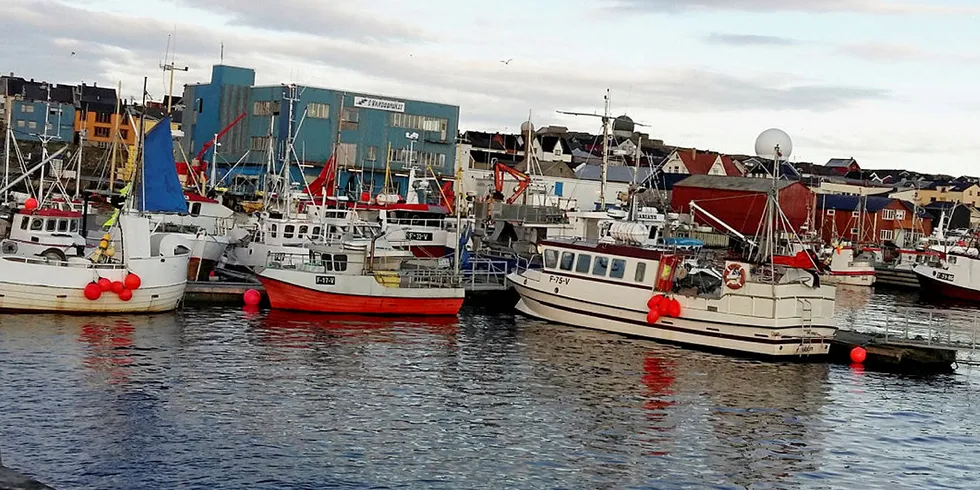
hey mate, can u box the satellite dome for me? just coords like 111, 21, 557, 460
520, 120, 535, 134
612, 115, 634, 138
754, 128, 793, 160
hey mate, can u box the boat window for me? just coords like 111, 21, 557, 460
299, 225, 309, 237
19, 217, 28, 230
334, 254, 348, 272
312, 226, 322, 238
57, 219, 68, 232
949, 256, 957, 264
45, 219, 56, 232
190, 203, 202, 217
575, 254, 591, 273
635, 262, 646, 282
284, 224, 295, 239
592, 256, 609, 276
544, 249, 558, 269
610, 259, 626, 279
69, 220, 78, 232
30, 218, 42, 231
559, 252, 575, 271
270, 224, 278, 238
321, 253, 333, 271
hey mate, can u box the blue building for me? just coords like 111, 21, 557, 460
181, 65, 460, 197
1, 77, 76, 143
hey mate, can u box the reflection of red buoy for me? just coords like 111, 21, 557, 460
84, 282, 102, 300
242, 304, 260, 315
850, 346, 867, 363
243, 289, 261, 306
111, 281, 125, 294
119, 288, 133, 301
24, 197, 38, 211
124, 273, 141, 290
97, 277, 112, 292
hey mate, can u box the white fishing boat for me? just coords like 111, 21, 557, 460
508, 129, 837, 357
820, 246, 876, 287
0, 116, 190, 313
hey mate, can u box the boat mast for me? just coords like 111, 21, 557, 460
331, 92, 346, 201
108, 82, 121, 196
262, 112, 275, 211
282, 84, 297, 218
3, 90, 10, 202
600, 89, 610, 210
74, 123, 83, 201
37, 83, 54, 204
160, 32, 188, 116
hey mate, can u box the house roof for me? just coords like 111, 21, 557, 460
922, 181, 976, 191
825, 157, 857, 168
539, 135, 571, 154
674, 174, 798, 193
816, 195, 893, 212
463, 131, 524, 152
746, 158, 801, 179
575, 164, 654, 183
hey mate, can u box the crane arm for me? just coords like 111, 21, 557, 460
493, 162, 531, 204
194, 111, 247, 161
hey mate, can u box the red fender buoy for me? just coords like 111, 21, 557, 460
83, 282, 102, 300
111, 281, 125, 294
124, 273, 141, 290
97, 277, 112, 292
646, 309, 661, 325
243, 289, 261, 306
666, 299, 681, 317
118, 288, 133, 301
850, 346, 867, 363
647, 295, 664, 310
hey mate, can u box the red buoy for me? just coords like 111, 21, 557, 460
97, 277, 112, 292
656, 300, 670, 315
646, 309, 661, 325
124, 273, 141, 290
666, 299, 681, 317
850, 346, 867, 364
647, 295, 664, 310
83, 282, 102, 300
243, 289, 261, 306
24, 197, 38, 211
118, 288, 133, 302
111, 281, 125, 294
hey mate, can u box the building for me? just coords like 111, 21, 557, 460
823, 157, 860, 176
670, 175, 813, 235
914, 181, 980, 207
741, 157, 801, 180
74, 83, 134, 147
812, 179, 893, 196
815, 195, 931, 246
661, 149, 742, 177
1, 76, 76, 143
181, 64, 460, 197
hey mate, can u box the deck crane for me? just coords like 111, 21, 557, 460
194, 111, 247, 191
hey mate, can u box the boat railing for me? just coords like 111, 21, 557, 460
841, 306, 980, 358
459, 257, 512, 290
2, 255, 128, 269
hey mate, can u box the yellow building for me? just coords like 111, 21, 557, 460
914, 182, 980, 207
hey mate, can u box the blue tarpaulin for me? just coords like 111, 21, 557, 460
137, 117, 188, 213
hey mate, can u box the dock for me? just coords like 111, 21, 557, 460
829, 330, 957, 373
874, 265, 919, 289
0, 465, 54, 490
184, 280, 262, 305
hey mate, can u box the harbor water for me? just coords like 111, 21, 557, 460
1, 290, 979, 489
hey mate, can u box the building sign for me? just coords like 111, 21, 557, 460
353, 96, 405, 113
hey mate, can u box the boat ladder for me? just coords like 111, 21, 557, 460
798, 299, 821, 350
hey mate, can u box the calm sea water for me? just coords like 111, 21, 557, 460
2, 290, 979, 489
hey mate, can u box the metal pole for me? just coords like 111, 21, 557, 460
210, 132, 218, 191
599, 89, 609, 210
3, 93, 10, 201
139, 77, 147, 211
0, 145, 68, 195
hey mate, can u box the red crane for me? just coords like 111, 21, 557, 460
195, 111, 247, 162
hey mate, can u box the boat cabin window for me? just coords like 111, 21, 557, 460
270, 224, 278, 238
575, 254, 591, 273
190, 203, 202, 217
57, 219, 68, 232
544, 249, 558, 269
635, 262, 646, 282
592, 256, 609, 276
334, 254, 348, 272
69, 219, 78, 232
19, 217, 28, 230
311, 226, 322, 238
45, 219, 56, 232
949, 256, 958, 265
284, 225, 295, 239
320, 253, 333, 271
30, 218, 42, 231
560, 252, 574, 271
610, 259, 626, 279
299, 225, 309, 237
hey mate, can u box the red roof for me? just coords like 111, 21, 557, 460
676, 150, 741, 177
18, 208, 82, 218
184, 192, 218, 203
720, 155, 742, 177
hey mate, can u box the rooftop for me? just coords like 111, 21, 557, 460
674, 174, 798, 193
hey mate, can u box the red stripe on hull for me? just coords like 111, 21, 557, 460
916, 273, 980, 302
406, 245, 448, 258
259, 277, 463, 315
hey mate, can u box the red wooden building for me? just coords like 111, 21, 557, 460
816, 195, 933, 246
671, 175, 813, 236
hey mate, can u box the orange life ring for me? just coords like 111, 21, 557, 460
724, 263, 746, 290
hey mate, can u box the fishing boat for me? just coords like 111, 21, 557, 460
256, 240, 464, 315
0, 117, 190, 313
820, 246, 876, 287
508, 129, 837, 357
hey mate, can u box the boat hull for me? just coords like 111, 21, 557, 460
258, 269, 464, 315
915, 268, 980, 302
874, 265, 919, 289
822, 272, 875, 287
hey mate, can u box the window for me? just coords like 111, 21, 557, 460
320, 254, 333, 271
189, 202, 201, 216
879, 230, 893, 241
334, 254, 348, 272
95, 112, 111, 123
30, 218, 42, 231
392, 113, 449, 140
367, 146, 378, 161
57, 219, 68, 232
251, 136, 272, 151
45, 219, 55, 232
19, 217, 28, 230
253, 101, 273, 116
120, 129, 128, 140
16, 120, 24, 128
94, 127, 110, 138
559, 252, 574, 271
544, 249, 558, 269
22, 104, 34, 113
284, 224, 295, 239
592, 256, 609, 276
311, 226, 322, 238
610, 259, 626, 279
28, 121, 37, 129
307, 102, 330, 119
850, 227, 858, 235
826, 209, 835, 216
341, 108, 359, 130
299, 225, 308, 237
948, 256, 958, 265
270, 223, 278, 238
851, 211, 860, 218
896, 210, 906, 220
575, 254, 591, 273
635, 262, 646, 282
882, 209, 896, 220
69, 220, 78, 232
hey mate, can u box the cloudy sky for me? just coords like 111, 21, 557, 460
3, 0, 978, 174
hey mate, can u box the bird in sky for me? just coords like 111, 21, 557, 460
501, 58, 513, 64
71, 51, 76, 56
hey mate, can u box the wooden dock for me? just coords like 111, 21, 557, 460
874, 265, 919, 289
829, 330, 958, 373
183, 281, 263, 305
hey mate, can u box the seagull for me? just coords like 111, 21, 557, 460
71, 51, 76, 56
501, 58, 513, 64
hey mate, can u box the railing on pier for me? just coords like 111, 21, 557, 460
459, 257, 513, 291
839, 305, 980, 362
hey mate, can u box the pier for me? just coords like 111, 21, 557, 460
0, 465, 54, 490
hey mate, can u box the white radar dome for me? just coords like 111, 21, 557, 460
754, 128, 793, 160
